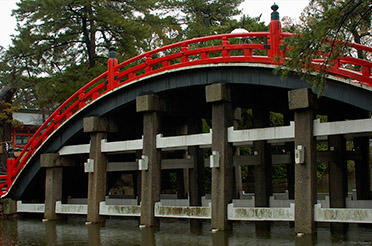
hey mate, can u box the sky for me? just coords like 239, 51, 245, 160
0, 0, 310, 48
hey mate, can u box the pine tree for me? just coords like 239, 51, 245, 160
178, 0, 243, 39
2, 0, 182, 110
280, 0, 372, 92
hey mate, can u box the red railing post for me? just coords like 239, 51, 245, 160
269, 3, 282, 63
181, 44, 189, 63
222, 36, 230, 58
362, 66, 371, 81
145, 55, 153, 73
107, 46, 119, 90
6, 157, 14, 190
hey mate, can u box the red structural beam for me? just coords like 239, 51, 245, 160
1, 19, 372, 197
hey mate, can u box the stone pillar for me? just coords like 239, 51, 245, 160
41, 153, 63, 221
288, 88, 317, 234
137, 94, 165, 227
206, 83, 234, 231
252, 107, 272, 207
84, 117, 116, 223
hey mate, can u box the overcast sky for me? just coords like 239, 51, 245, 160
0, 0, 309, 48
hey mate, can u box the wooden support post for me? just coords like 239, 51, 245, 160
137, 94, 165, 227
284, 114, 295, 200
252, 107, 272, 208
354, 136, 371, 200
84, 117, 117, 223
252, 107, 272, 233
233, 108, 243, 199
186, 118, 205, 207
206, 83, 234, 231
289, 88, 317, 235
328, 133, 348, 233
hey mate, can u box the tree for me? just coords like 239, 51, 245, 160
280, 0, 372, 92
1, 0, 182, 111
178, 0, 243, 39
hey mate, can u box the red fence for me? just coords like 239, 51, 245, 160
1, 20, 371, 197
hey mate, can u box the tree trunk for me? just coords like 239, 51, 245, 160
0, 86, 16, 172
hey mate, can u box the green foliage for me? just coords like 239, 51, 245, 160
202, 118, 211, 133
238, 109, 253, 129
279, 0, 372, 94
270, 112, 284, 127
272, 164, 287, 184
178, 0, 243, 39
0, 0, 183, 112
0, 0, 271, 114
203, 167, 212, 194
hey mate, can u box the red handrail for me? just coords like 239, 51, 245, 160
1, 19, 371, 197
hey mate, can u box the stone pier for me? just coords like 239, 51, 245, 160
288, 88, 317, 234
206, 83, 234, 231
137, 94, 165, 227
41, 153, 63, 221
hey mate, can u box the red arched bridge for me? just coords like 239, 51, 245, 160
1, 8, 372, 234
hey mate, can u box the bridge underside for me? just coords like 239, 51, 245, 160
12, 64, 372, 199
9, 65, 372, 229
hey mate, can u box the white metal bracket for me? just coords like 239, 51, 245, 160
210, 151, 220, 168
138, 155, 149, 170
295, 145, 305, 164
84, 159, 94, 173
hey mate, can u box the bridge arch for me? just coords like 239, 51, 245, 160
8, 63, 372, 199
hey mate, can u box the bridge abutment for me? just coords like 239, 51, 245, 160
289, 88, 317, 235
137, 94, 165, 227
206, 83, 234, 231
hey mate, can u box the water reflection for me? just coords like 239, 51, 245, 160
44, 220, 57, 246
140, 227, 157, 246
211, 231, 230, 246
0, 217, 372, 245
87, 223, 101, 246
255, 221, 271, 239
0, 218, 17, 245
295, 234, 317, 246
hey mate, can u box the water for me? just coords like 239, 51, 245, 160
1, 216, 372, 245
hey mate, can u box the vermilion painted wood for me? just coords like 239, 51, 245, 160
1, 22, 371, 196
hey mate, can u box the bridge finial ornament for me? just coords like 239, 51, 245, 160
271, 3, 279, 21
109, 46, 117, 59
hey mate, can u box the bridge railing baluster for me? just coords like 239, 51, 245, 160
362, 66, 371, 82
181, 44, 189, 63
